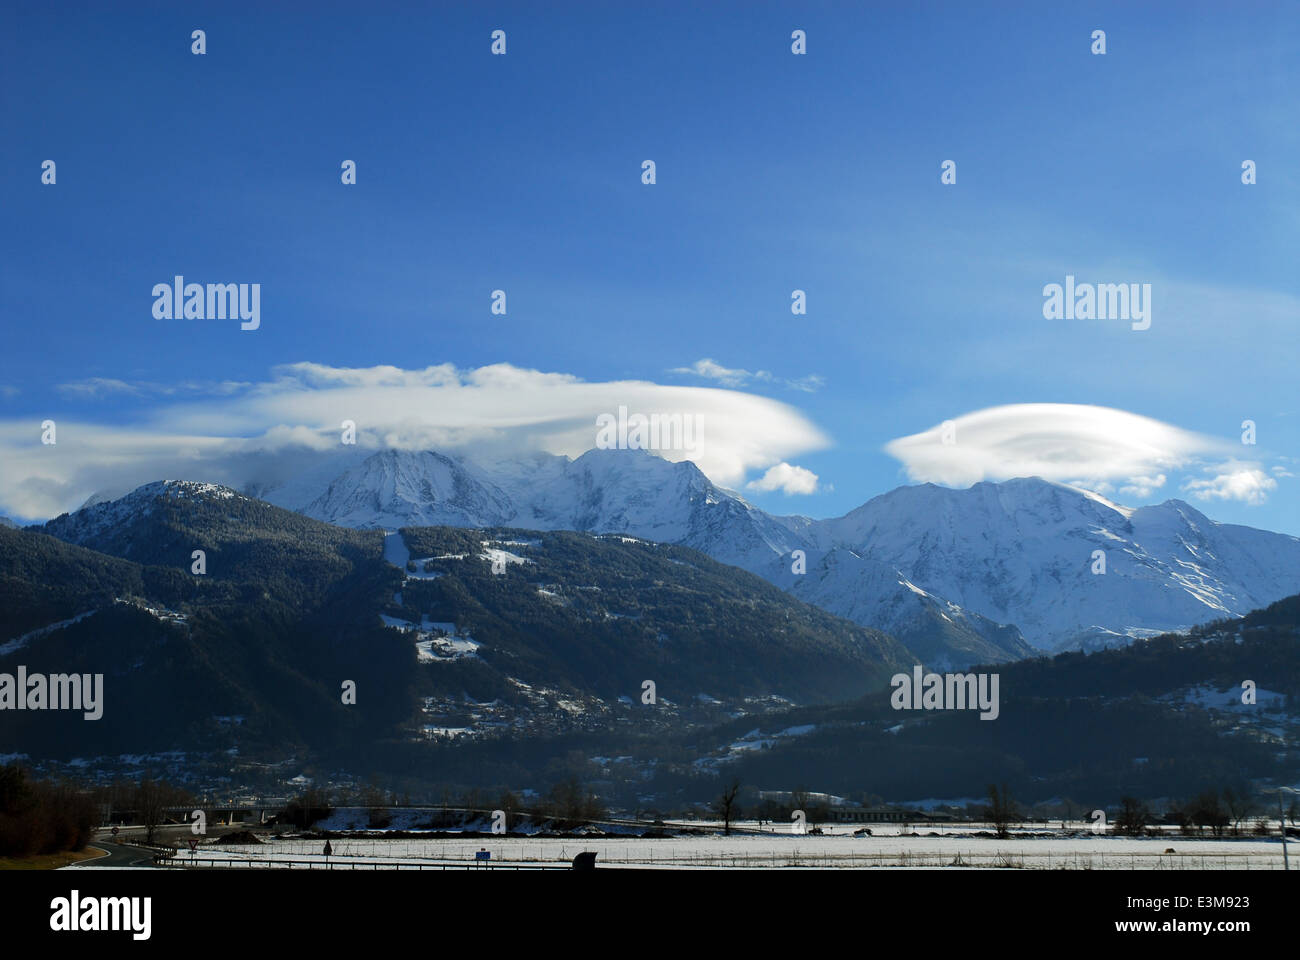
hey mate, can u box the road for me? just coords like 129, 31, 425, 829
68, 839, 159, 868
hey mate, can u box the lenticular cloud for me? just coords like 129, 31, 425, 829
883, 403, 1233, 491
0, 362, 831, 521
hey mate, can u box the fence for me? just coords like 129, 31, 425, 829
156, 845, 1284, 870
154, 853, 570, 870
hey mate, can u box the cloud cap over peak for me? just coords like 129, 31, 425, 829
883, 403, 1270, 503
0, 362, 831, 521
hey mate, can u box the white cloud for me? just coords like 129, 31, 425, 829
671, 358, 824, 392
746, 462, 819, 495
58, 378, 253, 399
0, 362, 831, 520
57, 378, 144, 398
884, 403, 1242, 499
785, 374, 826, 393
1182, 464, 1278, 505
670, 359, 756, 388
1119, 474, 1167, 499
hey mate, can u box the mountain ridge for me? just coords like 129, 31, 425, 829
68, 450, 1300, 660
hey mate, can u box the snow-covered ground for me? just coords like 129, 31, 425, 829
382, 530, 446, 580
1172, 684, 1287, 710
379, 612, 480, 662
382, 530, 410, 568
184, 827, 1290, 870
414, 634, 480, 663
0, 609, 99, 655
480, 544, 532, 570
694, 724, 819, 770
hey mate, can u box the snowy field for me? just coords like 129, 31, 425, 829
177, 824, 1291, 870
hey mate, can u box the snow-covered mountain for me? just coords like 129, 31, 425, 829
46, 479, 248, 549
253, 450, 964, 654
245, 449, 1024, 665
811, 478, 1300, 652
757, 548, 1035, 668
251, 450, 1300, 652
260, 448, 802, 567
69, 450, 1300, 660
272, 450, 518, 529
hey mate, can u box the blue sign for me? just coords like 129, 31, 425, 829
475, 849, 490, 861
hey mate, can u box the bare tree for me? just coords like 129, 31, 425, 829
1115, 796, 1150, 836
1222, 786, 1255, 836
547, 776, 604, 829
790, 787, 810, 821
498, 789, 521, 828
714, 779, 741, 836
1167, 799, 1194, 836
132, 776, 191, 844
1190, 790, 1229, 837
281, 788, 333, 830
984, 783, 1017, 839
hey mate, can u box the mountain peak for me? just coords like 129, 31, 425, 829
72, 455, 1300, 661
143, 479, 244, 500
816, 476, 1300, 650
285, 448, 516, 529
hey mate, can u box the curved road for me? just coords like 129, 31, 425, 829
68, 839, 158, 868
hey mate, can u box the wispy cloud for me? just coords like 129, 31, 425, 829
57, 378, 145, 398
670, 358, 824, 393
58, 378, 252, 398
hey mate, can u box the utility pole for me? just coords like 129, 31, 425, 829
1282, 790, 1291, 871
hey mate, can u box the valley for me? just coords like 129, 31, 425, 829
1, 469, 1296, 815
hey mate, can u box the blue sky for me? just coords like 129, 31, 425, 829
2, 1, 1297, 532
